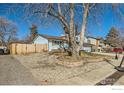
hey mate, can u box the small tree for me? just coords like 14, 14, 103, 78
106, 27, 120, 47
30, 24, 38, 39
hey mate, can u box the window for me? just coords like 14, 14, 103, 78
99, 40, 103, 44
52, 40, 62, 46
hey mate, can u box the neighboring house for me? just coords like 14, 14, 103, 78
85, 36, 111, 52
31, 34, 68, 51
85, 36, 115, 53
76, 34, 105, 52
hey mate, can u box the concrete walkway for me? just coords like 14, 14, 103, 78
55, 59, 121, 85
92, 52, 123, 58
0, 55, 40, 85
114, 75, 124, 85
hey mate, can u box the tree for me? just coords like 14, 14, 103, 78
0, 17, 17, 46
42, 3, 91, 58
30, 24, 38, 40
30, 24, 38, 37
22, 24, 38, 43
106, 27, 120, 47
26, 4, 95, 58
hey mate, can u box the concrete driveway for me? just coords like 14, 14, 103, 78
0, 55, 40, 85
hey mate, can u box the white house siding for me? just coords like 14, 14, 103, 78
48, 40, 66, 51
32, 35, 68, 51
32, 36, 54, 51
33, 36, 48, 44
48, 41, 55, 51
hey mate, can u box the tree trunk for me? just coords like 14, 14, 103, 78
78, 4, 90, 51
69, 3, 79, 58
49, 4, 89, 58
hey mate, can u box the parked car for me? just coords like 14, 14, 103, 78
0, 46, 10, 54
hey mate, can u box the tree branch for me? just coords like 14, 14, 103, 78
58, 3, 62, 16
89, 3, 96, 10
32, 4, 69, 34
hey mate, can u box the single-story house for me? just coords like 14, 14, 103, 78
31, 34, 68, 51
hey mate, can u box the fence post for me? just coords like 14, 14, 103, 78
26, 44, 27, 54
15, 44, 17, 54
35, 44, 36, 53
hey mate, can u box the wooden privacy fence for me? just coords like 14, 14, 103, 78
10, 43, 48, 55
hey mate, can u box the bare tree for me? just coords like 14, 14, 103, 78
0, 17, 17, 46
46, 4, 92, 58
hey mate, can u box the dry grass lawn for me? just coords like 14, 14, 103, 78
13, 52, 113, 85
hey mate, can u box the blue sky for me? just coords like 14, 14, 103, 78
0, 4, 124, 40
